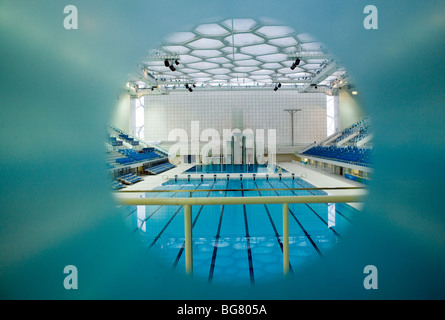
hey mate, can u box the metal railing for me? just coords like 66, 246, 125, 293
117, 188, 364, 277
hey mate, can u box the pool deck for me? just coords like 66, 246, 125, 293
114, 162, 368, 210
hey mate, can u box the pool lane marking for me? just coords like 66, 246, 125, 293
148, 181, 204, 249
125, 185, 171, 219
266, 180, 323, 257
241, 181, 255, 285
172, 180, 217, 268
279, 180, 342, 239
133, 184, 188, 233
208, 181, 229, 283
291, 179, 354, 223
253, 181, 294, 274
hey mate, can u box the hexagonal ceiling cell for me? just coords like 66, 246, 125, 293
187, 61, 220, 69
195, 23, 230, 37
222, 18, 257, 32
256, 25, 295, 38
240, 44, 278, 56
190, 50, 223, 58
164, 32, 196, 44
256, 53, 288, 63
163, 46, 190, 55
268, 37, 299, 47
138, 17, 347, 90
225, 33, 264, 46
188, 38, 225, 49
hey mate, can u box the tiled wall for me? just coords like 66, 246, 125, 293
144, 90, 327, 145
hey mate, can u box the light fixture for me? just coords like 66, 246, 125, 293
185, 84, 189, 89
290, 58, 301, 70
352, 91, 358, 95
274, 86, 278, 91
175, 60, 179, 65
189, 88, 193, 92
169, 65, 176, 71
278, 83, 281, 88
164, 59, 170, 67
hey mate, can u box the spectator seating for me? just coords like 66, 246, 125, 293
145, 162, 176, 175
117, 173, 143, 185
303, 145, 373, 166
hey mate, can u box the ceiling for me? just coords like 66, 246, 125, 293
127, 18, 349, 95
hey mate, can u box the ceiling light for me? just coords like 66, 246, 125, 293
278, 83, 281, 88
352, 91, 358, 95
189, 88, 193, 92
175, 60, 180, 65
169, 65, 176, 71
164, 59, 170, 67
274, 86, 278, 91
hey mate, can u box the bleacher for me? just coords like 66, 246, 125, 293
145, 161, 176, 175
331, 118, 371, 145
117, 173, 143, 185
303, 145, 373, 167
119, 134, 139, 146
111, 180, 126, 190
107, 135, 123, 147
115, 148, 162, 164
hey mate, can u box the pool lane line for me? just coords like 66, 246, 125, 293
147, 181, 205, 249
133, 184, 188, 233
279, 179, 342, 239
266, 180, 323, 258
208, 181, 229, 283
240, 181, 255, 286
172, 180, 217, 268
253, 181, 294, 274
124, 185, 171, 219
291, 179, 354, 223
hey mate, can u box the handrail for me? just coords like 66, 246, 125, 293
116, 186, 365, 194
118, 194, 362, 206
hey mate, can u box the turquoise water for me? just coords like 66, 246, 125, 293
124, 177, 357, 286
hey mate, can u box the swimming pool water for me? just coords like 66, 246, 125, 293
123, 177, 358, 286
184, 164, 288, 174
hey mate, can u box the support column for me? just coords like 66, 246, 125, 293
283, 203, 290, 276
184, 204, 193, 275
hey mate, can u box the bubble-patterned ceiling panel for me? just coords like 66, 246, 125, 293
137, 18, 348, 93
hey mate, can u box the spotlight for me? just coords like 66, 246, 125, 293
175, 60, 179, 65
189, 88, 193, 92
278, 83, 282, 88
164, 59, 170, 67
185, 84, 189, 89
315, 85, 318, 89
169, 65, 176, 71
274, 86, 278, 91
290, 58, 301, 70
192, 84, 196, 88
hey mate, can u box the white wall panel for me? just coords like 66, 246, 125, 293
144, 90, 327, 145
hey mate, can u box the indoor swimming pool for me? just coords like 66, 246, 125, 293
123, 177, 358, 286
184, 164, 288, 174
